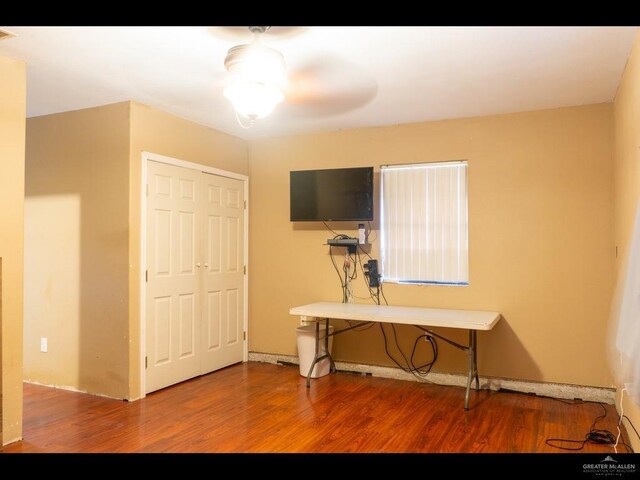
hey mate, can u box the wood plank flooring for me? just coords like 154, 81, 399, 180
1, 362, 632, 453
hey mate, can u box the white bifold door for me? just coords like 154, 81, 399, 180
146, 160, 245, 394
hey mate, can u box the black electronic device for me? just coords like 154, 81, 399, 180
327, 238, 359, 246
290, 167, 374, 221
327, 237, 358, 253
363, 259, 380, 288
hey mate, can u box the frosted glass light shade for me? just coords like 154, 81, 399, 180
224, 43, 286, 86
223, 82, 284, 120
223, 41, 287, 122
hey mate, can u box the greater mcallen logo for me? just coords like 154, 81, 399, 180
583, 456, 636, 476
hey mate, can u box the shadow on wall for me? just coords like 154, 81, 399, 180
24, 186, 128, 398
477, 317, 541, 382
21, 106, 131, 399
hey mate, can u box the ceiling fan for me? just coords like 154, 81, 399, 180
220, 26, 378, 128
222, 27, 286, 126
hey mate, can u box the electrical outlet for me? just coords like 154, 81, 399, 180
40, 337, 48, 353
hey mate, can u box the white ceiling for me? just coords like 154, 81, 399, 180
0, 26, 637, 139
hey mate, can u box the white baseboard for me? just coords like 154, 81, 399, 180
23, 379, 124, 401
249, 351, 616, 404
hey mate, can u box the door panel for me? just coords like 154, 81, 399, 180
146, 161, 202, 393
178, 211, 195, 274
226, 288, 239, 345
153, 296, 171, 365
206, 290, 221, 351
178, 293, 196, 358
207, 215, 221, 273
154, 210, 171, 275
201, 173, 245, 373
227, 216, 239, 272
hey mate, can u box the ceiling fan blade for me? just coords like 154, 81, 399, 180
283, 55, 378, 116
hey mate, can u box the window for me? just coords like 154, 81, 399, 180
380, 161, 468, 285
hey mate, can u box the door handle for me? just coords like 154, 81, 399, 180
196, 262, 201, 268
204, 263, 209, 268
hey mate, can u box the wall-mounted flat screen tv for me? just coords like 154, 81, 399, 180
290, 167, 374, 221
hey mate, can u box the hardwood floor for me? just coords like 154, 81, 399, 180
1, 362, 632, 453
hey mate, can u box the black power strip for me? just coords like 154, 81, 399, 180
364, 259, 380, 288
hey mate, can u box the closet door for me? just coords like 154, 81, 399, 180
146, 161, 202, 393
145, 160, 245, 394
200, 173, 245, 373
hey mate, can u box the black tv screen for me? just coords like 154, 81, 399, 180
290, 167, 374, 221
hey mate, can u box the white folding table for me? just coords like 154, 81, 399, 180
289, 302, 501, 410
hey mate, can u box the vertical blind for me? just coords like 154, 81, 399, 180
380, 161, 468, 284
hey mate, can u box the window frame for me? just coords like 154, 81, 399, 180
380, 160, 469, 286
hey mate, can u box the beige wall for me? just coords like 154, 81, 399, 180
24, 103, 131, 398
612, 32, 640, 452
249, 104, 614, 387
0, 56, 26, 444
127, 102, 249, 397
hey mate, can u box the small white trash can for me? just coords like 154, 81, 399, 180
296, 324, 334, 378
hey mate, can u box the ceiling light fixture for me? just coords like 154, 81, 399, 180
223, 27, 286, 128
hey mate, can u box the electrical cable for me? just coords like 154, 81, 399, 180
379, 323, 415, 373
366, 220, 377, 243
615, 387, 626, 453
614, 389, 640, 453
322, 220, 347, 239
495, 388, 635, 453
344, 250, 357, 303
357, 249, 380, 305
324, 221, 356, 303
623, 415, 640, 441
408, 327, 438, 375
343, 250, 376, 329
391, 324, 413, 371
348, 251, 358, 281
544, 403, 633, 452
329, 246, 347, 302
378, 323, 437, 384
409, 331, 438, 375
357, 244, 372, 260
343, 258, 349, 303
350, 294, 376, 301
379, 281, 389, 306
343, 250, 349, 303
345, 317, 376, 332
